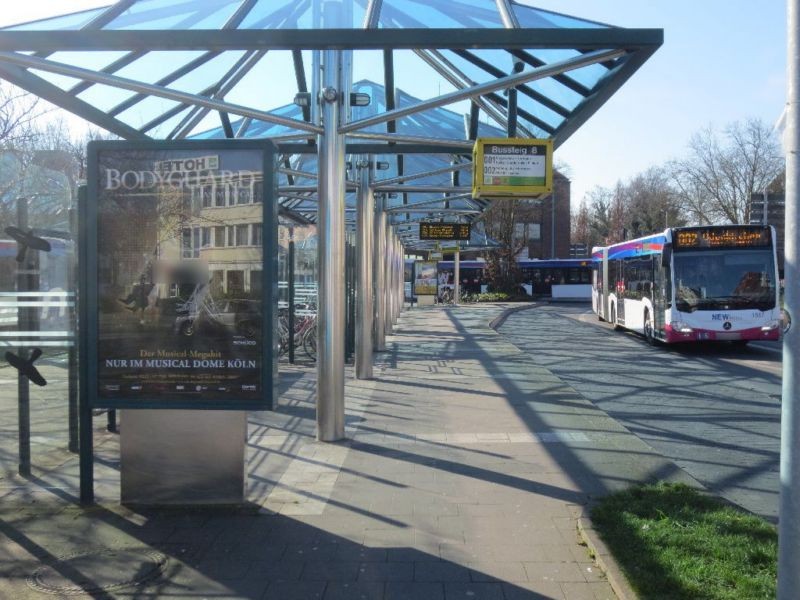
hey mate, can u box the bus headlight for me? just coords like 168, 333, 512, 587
761, 320, 780, 331
670, 321, 694, 333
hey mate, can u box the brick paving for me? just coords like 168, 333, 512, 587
0, 304, 697, 599
498, 303, 782, 521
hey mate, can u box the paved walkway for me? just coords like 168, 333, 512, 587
498, 304, 782, 522
0, 304, 695, 599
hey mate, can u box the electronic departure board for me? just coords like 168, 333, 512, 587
419, 222, 471, 241
673, 226, 771, 249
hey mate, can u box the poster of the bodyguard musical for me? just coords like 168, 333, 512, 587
86, 141, 276, 410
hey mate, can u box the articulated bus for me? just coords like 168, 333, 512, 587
427, 258, 593, 298
592, 225, 781, 345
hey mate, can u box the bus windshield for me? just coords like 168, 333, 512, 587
674, 249, 776, 312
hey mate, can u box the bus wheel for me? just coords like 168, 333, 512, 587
644, 310, 656, 345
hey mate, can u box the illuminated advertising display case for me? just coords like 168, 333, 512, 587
84, 140, 277, 410
413, 261, 438, 296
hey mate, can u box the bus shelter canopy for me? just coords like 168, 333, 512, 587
0, 0, 662, 247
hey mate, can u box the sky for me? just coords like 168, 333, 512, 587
0, 1, 789, 208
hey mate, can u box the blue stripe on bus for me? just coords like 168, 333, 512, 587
597, 234, 667, 260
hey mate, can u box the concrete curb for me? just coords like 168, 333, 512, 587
577, 516, 639, 600
487, 302, 538, 331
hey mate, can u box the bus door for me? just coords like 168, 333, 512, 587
600, 248, 609, 320
614, 259, 625, 323
652, 254, 666, 335
532, 269, 544, 294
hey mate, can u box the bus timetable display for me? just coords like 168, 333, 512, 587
472, 138, 553, 198
674, 226, 771, 249
419, 223, 470, 241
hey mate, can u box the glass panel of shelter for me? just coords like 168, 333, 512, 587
0, 158, 79, 480
4, 9, 105, 31
103, 0, 242, 31
239, 0, 367, 29
513, 5, 610, 29
380, 0, 504, 28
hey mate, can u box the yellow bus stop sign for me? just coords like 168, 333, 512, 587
472, 138, 553, 198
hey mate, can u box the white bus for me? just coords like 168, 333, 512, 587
592, 225, 781, 345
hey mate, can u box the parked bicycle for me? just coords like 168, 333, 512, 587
278, 307, 317, 361
437, 287, 477, 305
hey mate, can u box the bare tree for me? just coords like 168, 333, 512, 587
0, 83, 45, 224
670, 118, 783, 224
623, 166, 686, 237
479, 198, 538, 293
0, 82, 40, 148
608, 182, 627, 242
570, 198, 592, 251
583, 185, 613, 247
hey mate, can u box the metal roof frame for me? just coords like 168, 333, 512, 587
0, 3, 662, 247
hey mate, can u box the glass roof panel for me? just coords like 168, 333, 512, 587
29, 69, 84, 91
380, 0, 504, 28
103, 0, 241, 30
238, 0, 307, 29
3, 8, 107, 31
525, 76, 583, 112
240, 0, 367, 29
383, 50, 464, 111
116, 94, 182, 127
168, 51, 249, 95
146, 105, 195, 138
43, 51, 131, 75
529, 49, 610, 89
512, 2, 610, 29
76, 83, 140, 112
191, 101, 306, 139
222, 51, 301, 113
515, 93, 565, 131
113, 51, 208, 85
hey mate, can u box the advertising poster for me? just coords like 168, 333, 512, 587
414, 261, 438, 296
91, 144, 270, 408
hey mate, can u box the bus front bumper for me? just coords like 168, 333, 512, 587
663, 324, 781, 343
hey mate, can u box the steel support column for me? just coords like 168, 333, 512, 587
396, 238, 403, 312
384, 223, 394, 335
396, 237, 403, 319
374, 196, 387, 351
454, 248, 460, 305
389, 233, 397, 325
779, 0, 800, 595
356, 158, 374, 379
316, 49, 346, 442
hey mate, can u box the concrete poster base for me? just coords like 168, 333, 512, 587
120, 409, 246, 505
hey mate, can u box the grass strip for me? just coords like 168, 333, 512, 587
591, 482, 776, 599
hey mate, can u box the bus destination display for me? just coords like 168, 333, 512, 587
472, 138, 553, 198
674, 227, 771, 249
419, 222, 470, 241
